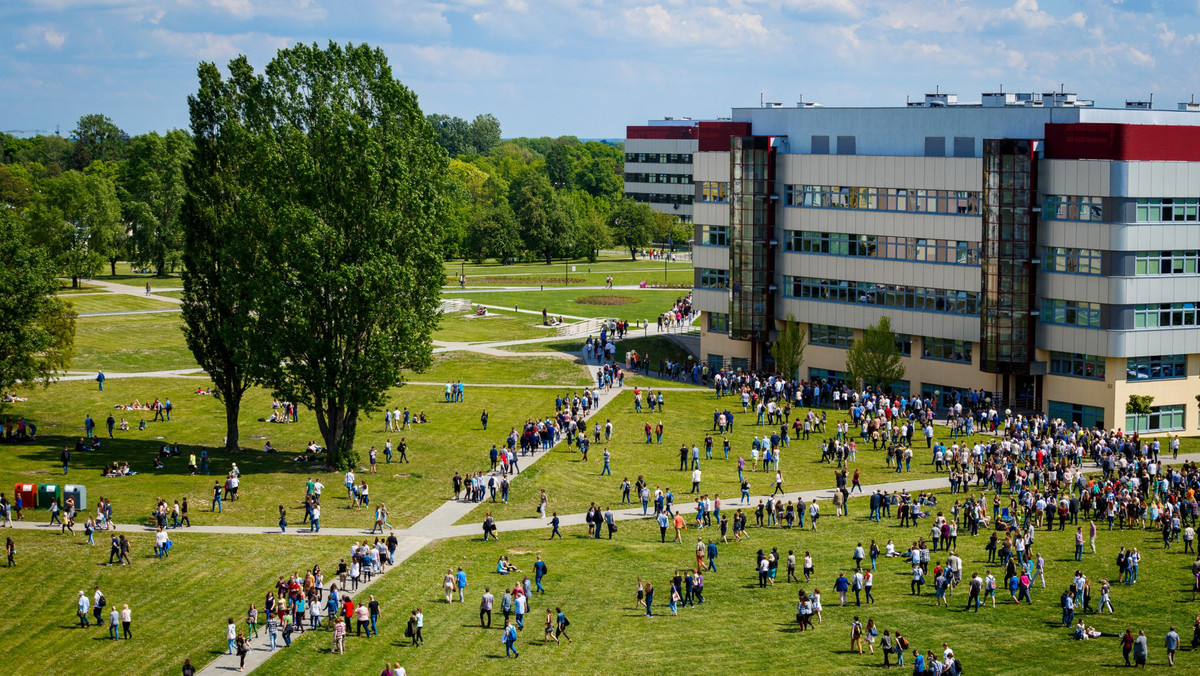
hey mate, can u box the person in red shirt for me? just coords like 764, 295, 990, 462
343, 597, 355, 625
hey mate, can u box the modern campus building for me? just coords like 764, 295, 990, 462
686, 91, 1200, 435
624, 118, 702, 223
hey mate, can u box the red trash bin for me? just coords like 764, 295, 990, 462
14, 484, 36, 511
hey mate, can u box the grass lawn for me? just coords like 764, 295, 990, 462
64, 293, 180, 315
95, 271, 183, 287
73, 314, 200, 373
458, 390, 964, 524
434, 310, 549, 344
416, 352, 590, 387
448, 268, 693, 288
0, 529, 355, 676
444, 289, 689, 323
0, 379, 563, 529
257, 499, 1200, 675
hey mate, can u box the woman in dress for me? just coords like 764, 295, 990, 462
635, 577, 645, 610
443, 568, 456, 603
544, 608, 560, 645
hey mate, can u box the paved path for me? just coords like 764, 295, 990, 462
78, 308, 183, 318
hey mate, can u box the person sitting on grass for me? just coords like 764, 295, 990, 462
415, 412, 429, 424
497, 556, 519, 574
2, 393, 28, 403
138, 420, 146, 431
119, 418, 129, 431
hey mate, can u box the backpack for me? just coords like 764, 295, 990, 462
97, 595, 106, 608
898, 636, 909, 650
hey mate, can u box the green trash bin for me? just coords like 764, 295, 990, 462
37, 484, 62, 509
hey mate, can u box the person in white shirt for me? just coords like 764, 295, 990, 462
155, 528, 169, 559
691, 468, 702, 493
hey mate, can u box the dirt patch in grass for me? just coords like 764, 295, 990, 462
507, 547, 543, 556
575, 295, 640, 306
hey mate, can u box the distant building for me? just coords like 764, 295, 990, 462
689, 91, 1200, 434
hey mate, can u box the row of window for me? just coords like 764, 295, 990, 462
1127, 354, 1187, 380
1134, 303, 1200, 328
698, 225, 728, 247
923, 337, 973, 363
1040, 196, 1200, 224
626, 193, 694, 206
1049, 401, 1105, 430
1042, 195, 1103, 222
625, 153, 692, 164
1041, 299, 1102, 329
783, 277, 979, 315
809, 324, 854, 348
1048, 351, 1106, 380
1043, 247, 1102, 275
624, 173, 692, 185
697, 268, 729, 290
783, 185, 981, 216
1135, 250, 1200, 275
1137, 198, 1199, 223
784, 231, 980, 266
1127, 404, 1186, 433
698, 181, 729, 203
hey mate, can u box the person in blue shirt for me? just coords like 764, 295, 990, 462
456, 568, 467, 603
503, 619, 519, 657
657, 511, 669, 542
834, 573, 850, 606
548, 512, 562, 539
534, 556, 547, 593
706, 540, 718, 571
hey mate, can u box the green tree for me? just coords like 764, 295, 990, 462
772, 314, 807, 379
0, 210, 76, 396
609, 198, 655, 260
844, 316, 907, 392
1126, 394, 1155, 432
510, 169, 556, 263
70, 114, 129, 170
180, 58, 268, 452
546, 143, 575, 190
28, 167, 123, 287
120, 130, 193, 275
0, 164, 33, 209
468, 113, 502, 156
464, 203, 521, 264
213, 42, 448, 470
568, 190, 610, 262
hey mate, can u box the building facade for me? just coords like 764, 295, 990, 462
624, 119, 699, 223
691, 93, 1200, 435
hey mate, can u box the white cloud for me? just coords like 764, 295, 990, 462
149, 27, 292, 62
782, 0, 862, 18
621, 4, 774, 48
404, 44, 508, 79
205, 0, 327, 21
15, 23, 68, 50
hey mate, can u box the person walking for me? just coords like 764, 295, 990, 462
480, 588, 494, 628
503, 619, 519, 658
1166, 626, 1180, 666
108, 604, 120, 640
555, 607, 572, 644
121, 604, 132, 640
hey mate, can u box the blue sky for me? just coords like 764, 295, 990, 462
2, 0, 1199, 138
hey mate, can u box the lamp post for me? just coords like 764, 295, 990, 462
565, 257, 569, 287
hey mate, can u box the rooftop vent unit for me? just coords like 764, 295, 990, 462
1125, 99, 1152, 109
1179, 96, 1200, 112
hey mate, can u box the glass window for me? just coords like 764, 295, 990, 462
1134, 251, 1200, 275
922, 337, 972, 363
894, 334, 912, 356
1135, 198, 1200, 223
697, 268, 728, 290
1043, 247, 1102, 275
808, 367, 845, 388
1048, 401, 1105, 429
809, 324, 854, 348
1042, 195, 1103, 221
782, 277, 979, 317
1126, 404, 1186, 432
1126, 354, 1187, 380
1134, 303, 1200, 328
920, 383, 973, 410
1041, 299, 1102, 328
699, 225, 729, 247
781, 184, 982, 217
781, 230, 976, 265
1048, 351, 1106, 380
707, 313, 729, 334
698, 181, 729, 203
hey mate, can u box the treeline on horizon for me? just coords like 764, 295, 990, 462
0, 111, 687, 282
